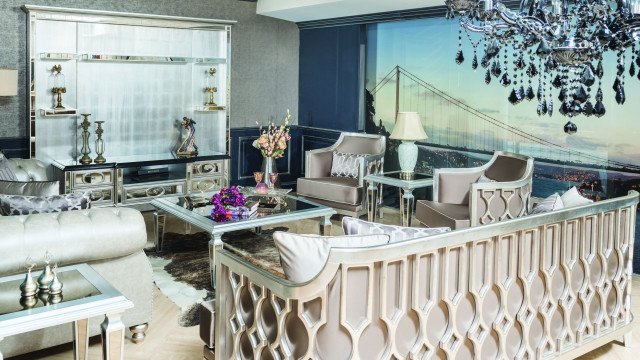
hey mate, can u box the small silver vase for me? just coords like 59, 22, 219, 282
261, 157, 279, 188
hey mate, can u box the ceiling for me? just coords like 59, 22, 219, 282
256, 0, 441, 22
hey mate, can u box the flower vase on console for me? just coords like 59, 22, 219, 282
252, 110, 292, 189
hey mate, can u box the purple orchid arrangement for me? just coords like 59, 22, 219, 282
211, 186, 246, 222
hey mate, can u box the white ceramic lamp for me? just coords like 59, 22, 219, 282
0, 69, 18, 96
389, 112, 428, 175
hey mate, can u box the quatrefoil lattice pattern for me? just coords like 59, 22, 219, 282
216, 201, 636, 360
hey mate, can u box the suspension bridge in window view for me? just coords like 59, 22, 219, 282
370, 65, 640, 174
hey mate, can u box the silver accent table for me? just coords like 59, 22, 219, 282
364, 171, 434, 227
0, 264, 133, 360
151, 193, 337, 287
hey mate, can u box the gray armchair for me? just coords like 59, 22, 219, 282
416, 151, 533, 229
296, 133, 385, 217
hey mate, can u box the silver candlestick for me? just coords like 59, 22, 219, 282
79, 114, 92, 165
94, 121, 106, 164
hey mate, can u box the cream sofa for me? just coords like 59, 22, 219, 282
0, 159, 153, 358
210, 191, 638, 359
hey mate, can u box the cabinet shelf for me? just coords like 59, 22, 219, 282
195, 105, 226, 112
40, 53, 77, 60
40, 108, 77, 117
80, 54, 190, 63
193, 58, 227, 65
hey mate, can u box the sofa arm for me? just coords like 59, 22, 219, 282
306, 149, 333, 178
0, 208, 147, 276
433, 168, 485, 204
8, 159, 49, 182
469, 179, 533, 226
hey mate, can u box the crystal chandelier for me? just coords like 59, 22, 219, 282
445, 0, 640, 129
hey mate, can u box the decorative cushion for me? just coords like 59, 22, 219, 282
0, 180, 60, 197
342, 217, 450, 243
530, 193, 564, 214
0, 192, 91, 216
476, 174, 496, 183
273, 232, 389, 283
330, 152, 368, 178
297, 177, 362, 205
0, 152, 18, 181
561, 187, 593, 208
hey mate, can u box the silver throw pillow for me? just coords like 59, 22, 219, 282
530, 193, 564, 214
330, 152, 369, 178
0, 180, 60, 197
342, 217, 450, 243
0, 192, 91, 216
0, 153, 18, 181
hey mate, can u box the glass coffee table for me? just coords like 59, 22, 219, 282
151, 193, 337, 287
0, 264, 133, 360
364, 171, 434, 227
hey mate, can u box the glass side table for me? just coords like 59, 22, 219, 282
0, 264, 133, 360
364, 171, 434, 227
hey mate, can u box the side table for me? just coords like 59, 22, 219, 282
364, 171, 434, 227
0, 264, 133, 360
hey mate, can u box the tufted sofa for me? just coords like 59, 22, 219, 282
0, 159, 153, 358
209, 191, 638, 359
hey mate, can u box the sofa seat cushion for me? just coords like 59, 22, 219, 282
415, 200, 470, 230
0, 208, 147, 276
342, 217, 450, 243
296, 177, 362, 205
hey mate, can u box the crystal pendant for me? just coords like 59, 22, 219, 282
500, 73, 511, 87
583, 100, 593, 117
630, 63, 636, 77
537, 101, 542, 116
616, 84, 626, 104
491, 62, 502, 77
637, 70, 640, 81
613, 77, 621, 91
481, 55, 489, 68
581, 66, 595, 87
485, 70, 491, 84
472, 54, 478, 70
548, 99, 554, 116
553, 75, 563, 88
596, 87, 604, 101
526, 86, 535, 100
559, 100, 569, 115
636, 55, 640, 67
596, 60, 604, 78
519, 86, 525, 99
564, 121, 578, 135
573, 85, 588, 104
515, 55, 526, 70
456, 50, 464, 65
617, 63, 625, 76
558, 88, 567, 102
527, 63, 538, 77
508, 89, 520, 104
570, 101, 582, 117
594, 100, 606, 117
537, 85, 542, 100
542, 99, 548, 115
536, 40, 552, 57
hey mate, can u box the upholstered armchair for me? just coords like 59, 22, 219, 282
296, 133, 385, 217
415, 151, 533, 229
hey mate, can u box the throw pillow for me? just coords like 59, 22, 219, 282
330, 152, 369, 178
273, 232, 389, 283
0, 152, 18, 181
561, 186, 593, 208
0, 180, 60, 197
530, 193, 564, 214
0, 191, 91, 216
342, 217, 450, 243
476, 174, 497, 183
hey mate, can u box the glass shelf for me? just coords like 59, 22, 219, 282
193, 58, 227, 64
40, 108, 77, 117
40, 53, 77, 60
80, 54, 190, 63
195, 105, 226, 112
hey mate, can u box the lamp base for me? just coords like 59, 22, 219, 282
397, 140, 418, 174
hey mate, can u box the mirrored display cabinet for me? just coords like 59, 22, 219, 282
24, 5, 234, 205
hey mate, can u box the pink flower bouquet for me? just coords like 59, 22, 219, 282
253, 110, 292, 159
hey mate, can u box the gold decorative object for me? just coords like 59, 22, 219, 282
51, 64, 66, 109
176, 117, 198, 157
79, 114, 92, 165
204, 67, 218, 110
20, 295, 38, 309
37, 252, 55, 292
49, 264, 63, 295
19, 257, 38, 297
94, 121, 106, 164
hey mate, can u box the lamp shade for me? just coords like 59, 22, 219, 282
389, 112, 428, 141
0, 69, 18, 96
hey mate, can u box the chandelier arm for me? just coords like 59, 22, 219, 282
460, 19, 512, 33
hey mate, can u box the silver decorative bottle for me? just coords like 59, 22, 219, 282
37, 252, 55, 291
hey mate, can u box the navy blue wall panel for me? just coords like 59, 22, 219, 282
0, 138, 28, 159
299, 25, 364, 132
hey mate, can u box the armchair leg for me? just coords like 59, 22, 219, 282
129, 323, 149, 344
367, 181, 378, 222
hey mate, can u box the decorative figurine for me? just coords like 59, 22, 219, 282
49, 264, 63, 295
37, 252, 55, 291
79, 114, 93, 165
176, 117, 198, 157
94, 120, 106, 164
20, 295, 38, 310
52, 64, 66, 109
19, 257, 38, 297
204, 68, 218, 110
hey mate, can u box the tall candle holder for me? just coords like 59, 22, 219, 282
51, 65, 66, 109
204, 68, 218, 110
79, 114, 93, 165
94, 121, 106, 164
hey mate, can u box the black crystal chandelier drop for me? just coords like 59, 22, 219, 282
445, 0, 640, 130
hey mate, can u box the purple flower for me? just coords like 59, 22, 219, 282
210, 186, 247, 222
